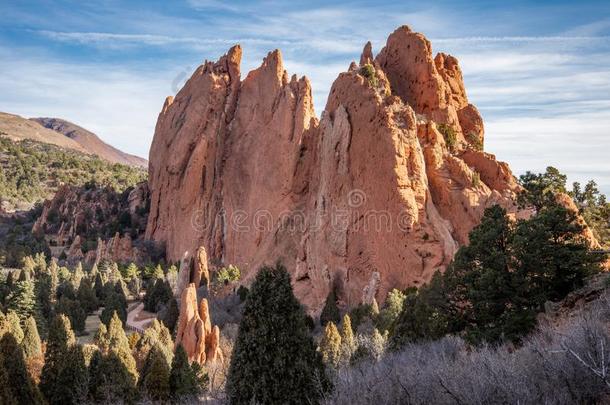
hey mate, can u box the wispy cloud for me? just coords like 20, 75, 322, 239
1, 1, 610, 194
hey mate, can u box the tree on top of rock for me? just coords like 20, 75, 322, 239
226, 263, 329, 404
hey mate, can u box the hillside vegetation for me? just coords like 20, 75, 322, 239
0, 135, 146, 211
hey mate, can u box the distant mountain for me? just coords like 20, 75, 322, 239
0, 111, 88, 153
31, 117, 148, 167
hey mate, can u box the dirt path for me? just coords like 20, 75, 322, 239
126, 302, 156, 333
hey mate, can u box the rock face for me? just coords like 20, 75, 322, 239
146, 26, 524, 312
175, 283, 223, 364
34, 183, 153, 265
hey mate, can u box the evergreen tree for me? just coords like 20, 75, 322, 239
76, 277, 99, 313
169, 345, 199, 399
143, 346, 171, 401
72, 262, 85, 289
90, 312, 138, 402
0, 311, 24, 342
144, 278, 173, 312
226, 264, 329, 404
51, 345, 88, 404
449, 204, 518, 345
319, 321, 342, 368
124, 262, 139, 281
0, 333, 42, 404
389, 272, 457, 350
101, 291, 127, 325
55, 296, 87, 334
162, 297, 180, 333
513, 205, 602, 305
35, 273, 54, 322
40, 315, 78, 403
6, 279, 38, 322
320, 288, 340, 326
376, 288, 406, 333
5, 270, 14, 289
0, 350, 17, 405
518, 166, 567, 210
21, 315, 42, 359
94, 272, 105, 301
134, 319, 173, 373
339, 314, 355, 364
36, 313, 89, 403
22, 255, 36, 275
34, 252, 47, 273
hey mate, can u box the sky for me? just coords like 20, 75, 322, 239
1, 0, 610, 194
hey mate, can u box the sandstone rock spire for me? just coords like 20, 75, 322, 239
146, 26, 525, 313
174, 283, 223, 364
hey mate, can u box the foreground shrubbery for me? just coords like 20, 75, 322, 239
325, 287, 610, 404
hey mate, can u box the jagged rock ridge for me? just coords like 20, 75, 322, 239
145, 26, 523, 312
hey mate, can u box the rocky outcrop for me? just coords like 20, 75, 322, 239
175, 283, 223, 364
146, 26, 525, 312
173, 246, 210, 298
33, 182, 152, 264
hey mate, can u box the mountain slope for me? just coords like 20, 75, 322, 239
31, 117, 148, 167
0, 111, 88, 153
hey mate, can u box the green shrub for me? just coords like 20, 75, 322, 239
466, 131, 483, 151
437, 123, 457, 152
359, 64, 378, 87
216, 265, 241, 286
472, 171, 481, 188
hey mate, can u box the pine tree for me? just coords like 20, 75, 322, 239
40, 314, 79, 404
109, 262, 122, 284
226, 264, 329, 404
34, 252, 47, 273
22, 255, 36, 275
0, 333, 42, 404
134, 319, 173, 372
101, 291, 127, 325
320, 288, 340, 326
22, 316, 42, 359
339, 314, 355, 364
6, 279, 38, 322
319, 321, 342, 368
94, 272, 105, 301
153, 264, 164, 279
0, 311, 24, 342
162, 297, 180, 333
124, 262, 139, 281
90, 312, 139, 402
77, 277, 99, 313
0, 350, 17, 405
144, 278, 173, 312
376, 288, 406, 333
143, 346, 171, 401
513, 205, 602, 304
72, 262, 84, 289
35, 273, 53, 330
170, 345, 199, 399
56, 296, 87, 334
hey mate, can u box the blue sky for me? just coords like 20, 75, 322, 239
1, 0, 610, 194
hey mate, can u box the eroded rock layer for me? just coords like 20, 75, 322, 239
146, 26, 523, 312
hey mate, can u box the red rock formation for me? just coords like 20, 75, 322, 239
146, 26, 525, 312
194, 246, 210, 289
175, 283, 223, 364
33, 183, 151, 264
